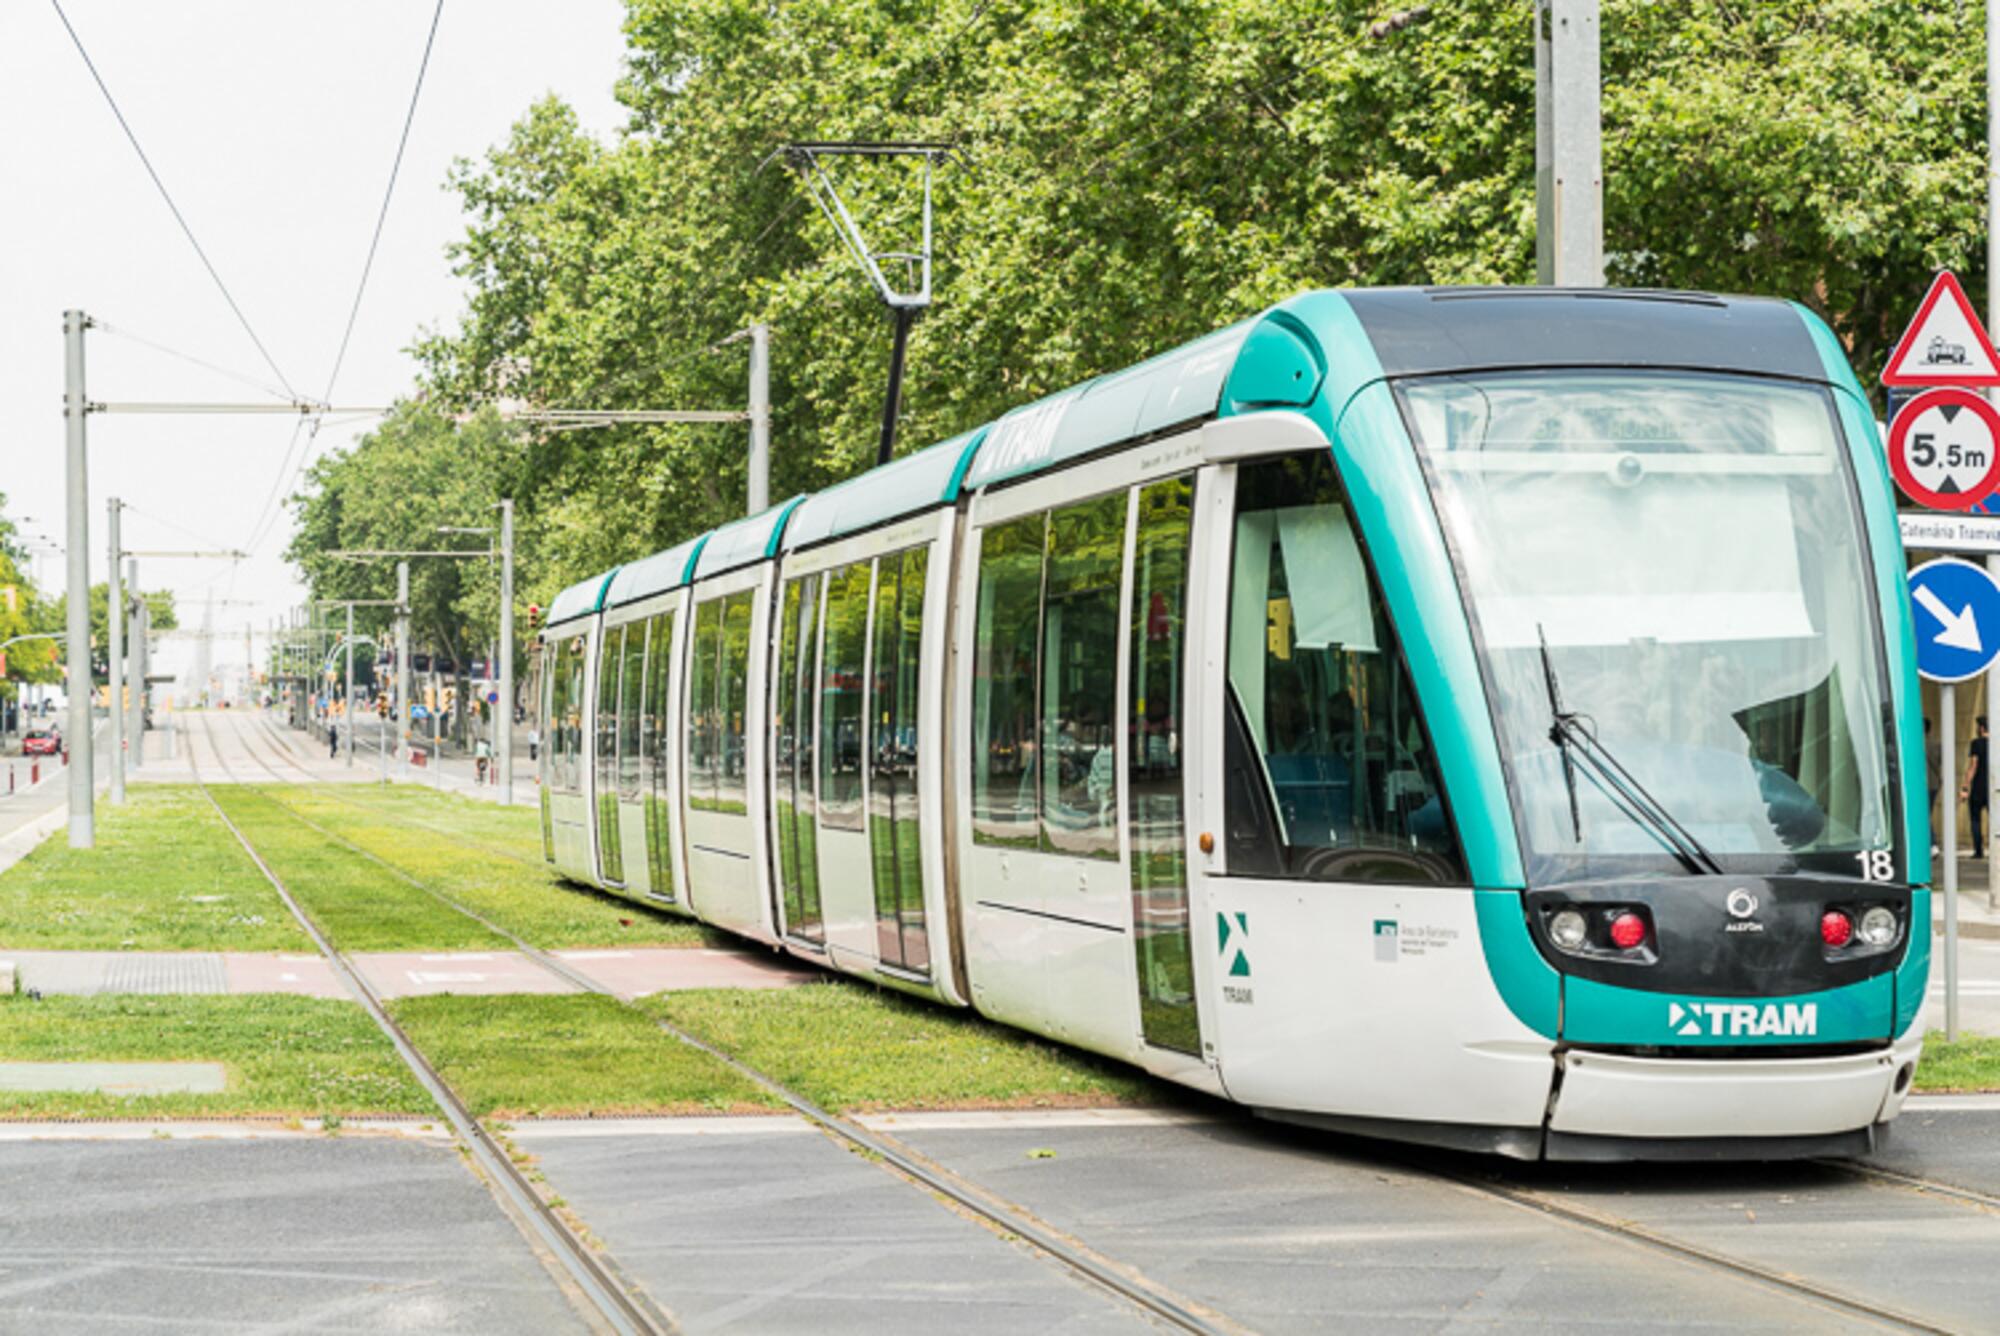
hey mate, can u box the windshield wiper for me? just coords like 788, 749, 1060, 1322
1537, 627, 1724, 876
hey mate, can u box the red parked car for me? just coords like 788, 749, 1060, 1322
22, 730, 60, 757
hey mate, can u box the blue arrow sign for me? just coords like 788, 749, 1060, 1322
1909, 558, 2000, 682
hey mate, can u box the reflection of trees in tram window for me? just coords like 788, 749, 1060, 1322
1042, 493, 1124, 860
972, 515, 1045, 848
686, 598, 722, 811
871, 546, 930, 973
617, 622, 645, 802
1129, 474, 1198, 1054
595, 626, 625, 880
819, 563, 872, 833
643, 610, 676, 897
715, 591, 753, 815
774, 575, 823, 939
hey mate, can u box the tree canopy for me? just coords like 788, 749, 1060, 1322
290, 0, 1986, 618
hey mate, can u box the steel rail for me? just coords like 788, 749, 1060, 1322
183, 714, 674, 1336
1822, 1159, 2000, 1215
228, 743, 1238, 1336
1422, 1161, 1952, 1335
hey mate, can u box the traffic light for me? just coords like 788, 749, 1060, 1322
525, 603, 542, 632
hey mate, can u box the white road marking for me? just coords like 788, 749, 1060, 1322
406, 971, 488, 985
854, 1108, 1215, 1132
506, 1115, 811, 1139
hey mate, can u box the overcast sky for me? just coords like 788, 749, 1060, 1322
0, 0, 628, 679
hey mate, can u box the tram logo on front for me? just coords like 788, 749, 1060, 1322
1668, 1001, 1817, 1038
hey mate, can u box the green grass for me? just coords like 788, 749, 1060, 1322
389, 993, 776, 1118
1916, 1030, 2000, 1091
0, 787, 307, 951
0, 994, 432, 1118
319, 783, 548, 864
253, 785, 715, 949
207, 787, 505, 952
646, 980, 1168, 1113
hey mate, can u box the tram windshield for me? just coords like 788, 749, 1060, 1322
1402, 371, 1896, 885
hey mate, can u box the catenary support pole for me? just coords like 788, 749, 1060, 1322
498, 500, 514, 805
1944, 682, 1961, 1043
876, 306, 915, 467
106, 498, 124, 805
748, 326, 771, 515
397, 562, 412, 782
1533, 1, 1604, 287
344, 603, 355, 767
63, 310, 93, 847
129, 561, 145, 769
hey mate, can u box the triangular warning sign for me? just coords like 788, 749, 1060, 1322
1883, 271, 2000, 387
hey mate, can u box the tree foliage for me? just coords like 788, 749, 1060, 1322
293, 0, 1985, 603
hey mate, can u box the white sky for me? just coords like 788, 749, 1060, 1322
0, 0, 628, 680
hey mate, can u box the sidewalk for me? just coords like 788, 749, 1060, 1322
1936, 856, 2000, 941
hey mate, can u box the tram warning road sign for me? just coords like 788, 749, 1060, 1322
1887, 388, 2000, 510
1882, 271, 2000, 388
1908, 558, 2000, 682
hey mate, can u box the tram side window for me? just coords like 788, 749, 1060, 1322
552, 634, 587, 796
1225, 453, 1465, 884
618, 622, 645, 801
716, 591, 753, 815
1042, 495, 1123, 860
595, 628, 625, 881
773, 573, 824, 938
819, 563, 871, 832
972, 514, 1046, 847
687, 598, 722, 810
643, 610, 676, 898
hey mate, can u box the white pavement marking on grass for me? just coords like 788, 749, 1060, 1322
0, 1118, 452, 1141
853, 1108, 1207, 1132
505, 1115, 811, 1139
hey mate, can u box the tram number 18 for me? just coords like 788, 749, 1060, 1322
1854, 850, 1894, 882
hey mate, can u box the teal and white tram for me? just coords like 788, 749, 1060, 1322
538, 287, 1928, 1159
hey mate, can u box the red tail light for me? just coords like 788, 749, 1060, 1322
1608, 911, 1647, 950
1820, 910, 1854, 947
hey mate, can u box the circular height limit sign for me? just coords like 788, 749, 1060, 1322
1888, 387, 2000, 510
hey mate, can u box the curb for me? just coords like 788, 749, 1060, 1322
1933, 919, 2000, 942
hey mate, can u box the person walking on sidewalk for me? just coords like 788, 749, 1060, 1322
328, 721, 339, 761
1962, 715, 1991, 858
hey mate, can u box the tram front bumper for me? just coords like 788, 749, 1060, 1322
1547, 1034, 1923, 1142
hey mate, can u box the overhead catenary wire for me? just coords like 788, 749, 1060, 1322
49, 0, 299, 401
93, 321, 294, 403
321, 0, 446, 405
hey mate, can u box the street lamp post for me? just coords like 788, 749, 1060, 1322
106, 498, 124, 805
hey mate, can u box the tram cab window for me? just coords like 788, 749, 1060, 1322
1224, 453, 1464, 884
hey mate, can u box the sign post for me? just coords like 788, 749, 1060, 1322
1908, 557, 2000, 1041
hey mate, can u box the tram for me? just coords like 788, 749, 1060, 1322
537, 287, 1928, 1160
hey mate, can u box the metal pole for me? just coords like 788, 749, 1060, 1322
876, 306, 916, 467
397, 561, 411, 782
1989, 558, 2000, 914
748, 325, 770, 515
129, 564, 145, 768
1533, 1, 1604, 287
106, 498, 124, 805
63, 309, 92, 847
498, 500, 514, 804
1945, 682, 1961, 1043
344, 603, 355, 767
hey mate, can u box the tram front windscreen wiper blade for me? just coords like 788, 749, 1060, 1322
1537, 627, 1724, 877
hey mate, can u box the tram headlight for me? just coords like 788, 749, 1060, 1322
1859, 906, 1898, 947
1549, 909, 1589, 952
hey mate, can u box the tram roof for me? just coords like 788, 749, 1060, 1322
604, 534, 707, 608
547, 569, 618, 626
690, 494, 807, 582
779, 428, 987, 553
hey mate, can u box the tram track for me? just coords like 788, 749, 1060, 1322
196, 713, 1240, 1335
184, 713, 677, 1336
1417, 1158, 1960, 1335
214, 712, 1987, 1333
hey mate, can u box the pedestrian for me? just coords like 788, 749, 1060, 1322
475, 734, 492, 783
528, 726, 539, 762
1961, 714, 1991, 858
328, 721, 339, 760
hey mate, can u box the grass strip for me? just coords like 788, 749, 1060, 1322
645, 979, 1167, 1113
0, 994, 432, 1118
207, 786, 505, 953
318, 782, 549, 865
389, 993, 776, 1118
255, 785, 714, 949
1916, 1030, 2000, 1092
0, 787, 307, 951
